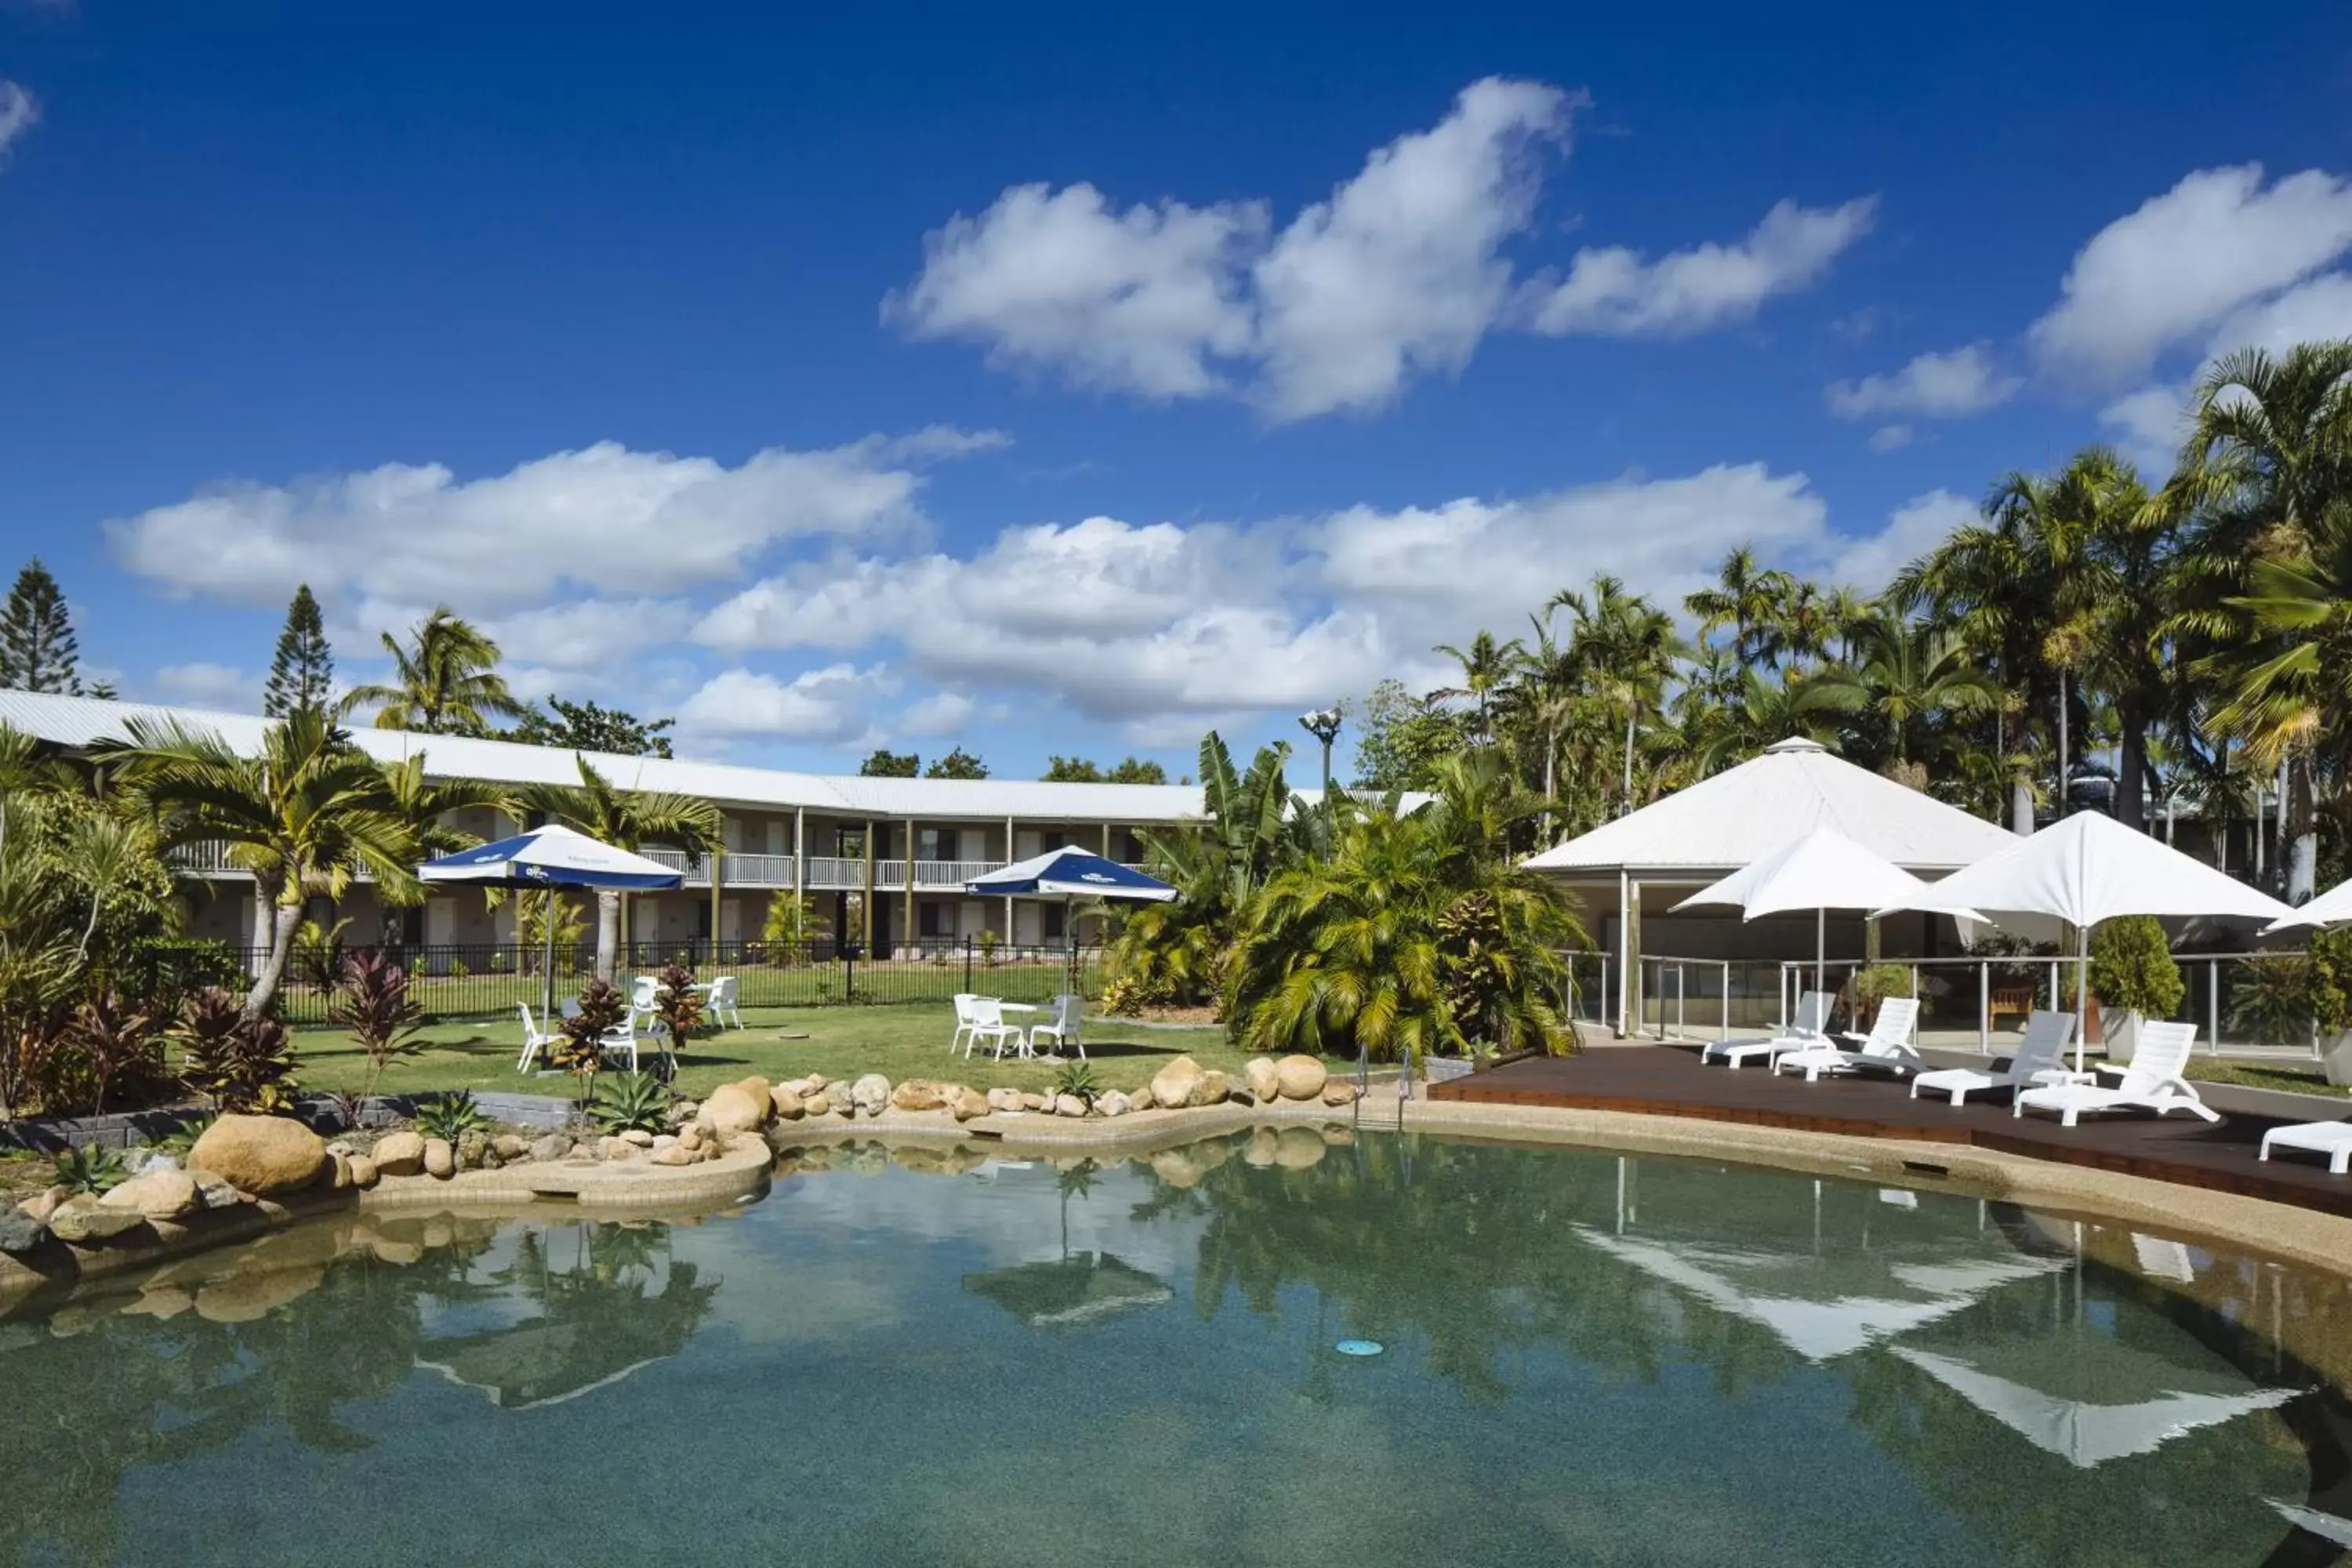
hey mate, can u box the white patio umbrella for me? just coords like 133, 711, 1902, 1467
2263, 877, 2352, 933
1882, 811, 2295, 1070
1673, 826, 1980, 1003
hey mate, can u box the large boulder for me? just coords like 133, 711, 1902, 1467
1273, 1055, 1328, 1102
345, 1154, 379, 1189
1053, 1093, 1089, 1118
803, 1092, 833, 1117
100, 1169, 198, 1221
528, 1133, 572, 1163
850, 1074, 891, 1118
1323, 1082, 1360, 1108
189, 1114, 329, 1196
985, 1087, 1026, 1112
770, 1087, 807, 1121
1150, 1056, 1207, 1111
702, 1083, 768, 1135
891, 1080, 953, 1112
1189, 1070, 1232, 1109
731, 1076, 773, 1114
456, 1129, 492, 1171
491, 1134, 530, 1163
422, 1138, 456, 1179
0, 1205, 48, 1252
1243, 1057, 1281, 1103
1097, 1091, 1131, 1118
371, 1131, 426, 1177
949, 1087, 992, 1122
48, 1196, 147, 1243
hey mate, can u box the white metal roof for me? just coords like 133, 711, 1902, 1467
1523, 737, 2020, 878
0, 690, 1228, 824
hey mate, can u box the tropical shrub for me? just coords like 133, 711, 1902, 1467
1850, 964, 1914, 1028
978, 929, 1000, 968
115, 937, 245, 1022
325, 949, 426, 1116
2229, 956, 2312, 1046
2310, 929, 2352, 1037
173, 987, 299, 1113
654, 960, 704, 1044
1101, 972, 1178, 1017
591, 1071, 670, 1134
412, 1090, 491, 1143
760, 893, 814, 959
292, 915, 353, 993
59, 993, 168, 1116
553, 978, 629, 1093
2089, 916, 2184, 1019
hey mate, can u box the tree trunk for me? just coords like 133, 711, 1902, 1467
596, 890, 621, 982
242, 902, 303, 1022
1621, 710, 1635, 815
2009, 775, 2034, 835
2289, 754, 2318, 904
2056, 668, 2071, 816
2114, 699, 2145, 832
1541, 725, 1557, 844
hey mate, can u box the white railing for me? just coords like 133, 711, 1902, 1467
718, 852, 793, 887
803, 856, 868, 888
169, 840, 247, 876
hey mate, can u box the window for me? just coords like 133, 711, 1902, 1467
1043, 904, 1065, 942
919, 827, 961, 862
919, 902, 951, 938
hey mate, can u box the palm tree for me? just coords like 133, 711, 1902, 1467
1553, 575, 1685, 815
1808, 618, 2000, 787
1431, 629, 1523, 742
523, 756, 719, 981
98, 709, 421, 1019
2169, 340, 2352, 899
1686, 668, 1852, 776
1683, 546, 1794, 666
341, 608, 527, 736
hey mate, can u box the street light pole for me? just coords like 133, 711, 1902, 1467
1298, 708, 1343, 799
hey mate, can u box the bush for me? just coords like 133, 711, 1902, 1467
553, 978, 629, 1091
114, 937, 245, 1021
2310, 930, 2352, 1036
1102, 972, 1176, 1018
1850, 964, 1913, 1028
172, 988, 299, 1113
2089, 916, 2184, 1019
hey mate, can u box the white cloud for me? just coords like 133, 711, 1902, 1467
0, 82, 37, 165
1248, 77, 1573, 419
485, 598, 691, 675
2204, 270, 2352, 361
151, 662, 257, 710
675, 665, 897, 742
106, 432, 990, 616
896, 691, 975, 737
2097, 383, 2192, 476
891, 78, 1862, 419
1523, 198, 1877, 338
1826, 489, 1976, 595
2027, 165, 2352, 386
1867, 424, 1915, 452
1826, 343, 2021, 419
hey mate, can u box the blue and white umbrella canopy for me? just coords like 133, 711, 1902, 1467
965, 845, 1176, 903
419, 823, 685, 892
420, 825, 685, 1023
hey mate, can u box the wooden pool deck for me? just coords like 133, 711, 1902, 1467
1428, 1044, 2352, 1219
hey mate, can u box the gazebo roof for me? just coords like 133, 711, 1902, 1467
1523, 738, 2020, 880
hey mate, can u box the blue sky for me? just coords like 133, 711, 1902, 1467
4, 2, 2350, 779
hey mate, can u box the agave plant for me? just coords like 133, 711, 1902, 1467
53, 1142, 127, 1196
412, 1090, 492, 1143
590, 1071, 670, 1134
1051, 1059, 1102, 1108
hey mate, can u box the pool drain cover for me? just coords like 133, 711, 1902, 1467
1335, 1339, 1385, 1357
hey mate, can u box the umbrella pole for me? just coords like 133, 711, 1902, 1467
1814, 907, 1824, 1000
2074, 922, 2089, 1074
543, 894, 557, 1032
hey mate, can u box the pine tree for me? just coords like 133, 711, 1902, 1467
0, 559, 81, 695
263, 584, 335, 716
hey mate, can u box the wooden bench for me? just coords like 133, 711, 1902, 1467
1988, 988, 2034, 1030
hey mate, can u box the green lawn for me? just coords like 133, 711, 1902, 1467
291, 1003, 1348, 1102
2181, 1055, 2350, 1098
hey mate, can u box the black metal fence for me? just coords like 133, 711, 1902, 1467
239, 938, 1109, 1026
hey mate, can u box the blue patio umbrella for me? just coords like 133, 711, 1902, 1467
967, 845, 1176, 999
420, 824, 685, 1022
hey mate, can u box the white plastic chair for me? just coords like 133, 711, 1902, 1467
2260, 1119, 2352, 1174
1706, 990, 1833, 1068
2014, 1022, 2218, 1127
964, 996, 1025, 1060
949, 993, 980, 1055
1774, 997, 1922, 1082
1028, 993, 1083, 1060
517, 1004, 561, 1073
706, 975, 743, 1030
1909, 1010, 2080, 1105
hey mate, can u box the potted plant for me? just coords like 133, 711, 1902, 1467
2311, 931, 2352, 1085
2088, 916, 2183, 1065
1849, 964, 1913, 1033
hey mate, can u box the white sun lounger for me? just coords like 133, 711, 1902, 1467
2259, 1120, 2352, 1174
1774, 997, 1921, 1083
1908, 1010, 2079, 1105
1704, 990, 1833, 1069
2013, 1021, 2219, 1127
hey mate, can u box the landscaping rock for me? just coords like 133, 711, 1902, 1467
949, 1086, 993, 1122
804, 1092, 833, 1117
1274, 1055, 1328, 1102
771, 1087, 806, 1121
1150, 1056, 1207, 1110
189, 1171, 241, 1210
21, 1185, 68, 1225
851, 1074, 891, 1118
1189, 1070, 1232, 1109
325, 1140, 358, 1159
665, 1101, 699, 1131
456, 1129, 492, 1171
1323, 1082, 1359, 1107
188, 1113, 330, 1196
48, 1196, 147, 1243
346, 1154, 379, 1189
1053, 1093, 1088, 1118
891, 1080, 953, 1112
372, 1131, 426, 1177
1243, 1057, 1280, 1102
1019, 1091, 1049, 1112
325, 1150, 354, 1189
492, 1134, 531, 1162
132, 1150, 184, 1176
0, 1205, 47, 1252
650, 1144, 694, 1167
101, 1169, 198, 1221
423, 1138, 456, 1178
702, 1083, 768, 1135
529, 1133, 572, 1163
652, 1133, 678, 1152
597, 1135, 637, 1161
732, 1076, 773, 1114
679, 1124, 705, 1152
985, 1087, 1026, 1112
619, 1127, 655, 1148
1097, 1091, 1131, 1118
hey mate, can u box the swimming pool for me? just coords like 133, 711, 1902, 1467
3, 1128, 2345, 1566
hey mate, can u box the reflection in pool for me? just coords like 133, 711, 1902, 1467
2, 1131, 2347, 1566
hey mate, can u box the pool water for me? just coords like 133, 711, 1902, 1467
3, 1129, 2348, 1567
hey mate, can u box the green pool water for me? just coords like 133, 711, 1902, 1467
3, 1129, 2347, 1567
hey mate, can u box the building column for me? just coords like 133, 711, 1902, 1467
792, 805, 806, 912
710, 813, 724, 961
903, 818, 918, 956
1004, 813, 1016, 941
1616, 869, 1632, 1038
861, 819, 877, 953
